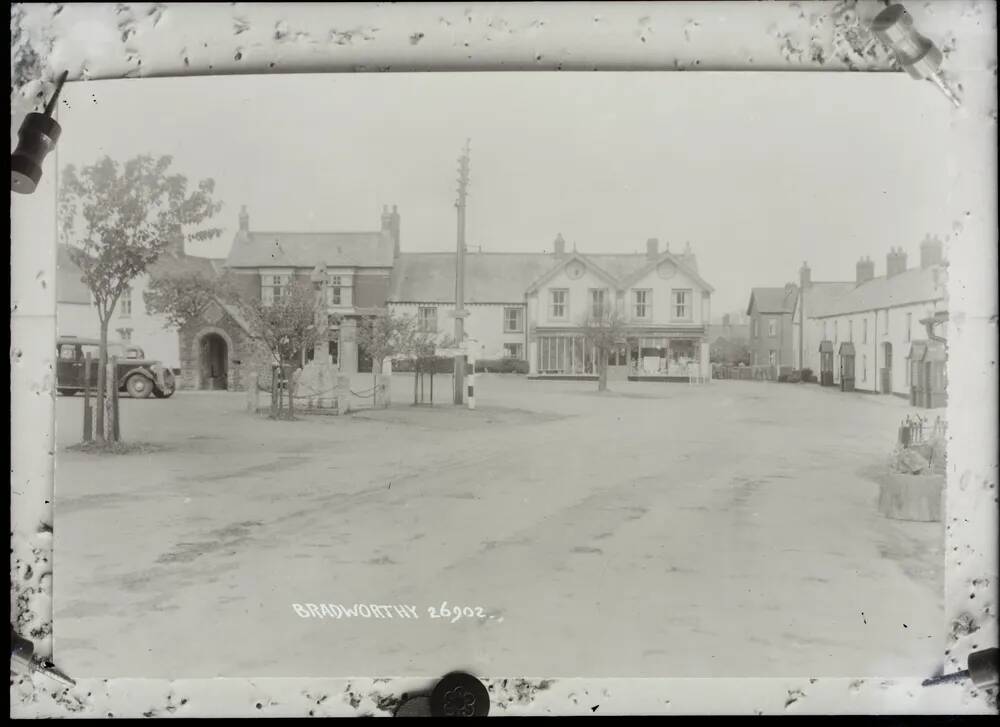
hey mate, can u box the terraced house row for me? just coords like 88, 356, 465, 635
57, 205, 716, 389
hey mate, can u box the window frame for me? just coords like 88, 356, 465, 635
671, 289, 692, 321
905, 312, 912, 342
417, 305, 438, 333
589, 288, 608, 319
503, 342, 524, 359
119, 286, 132, 317
550, 289, 568, 321
633, 289, 651, 320
767, 317, 777, 337
503, 306, 524, 333
261, 272, 291, 307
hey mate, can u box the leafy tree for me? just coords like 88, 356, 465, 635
580, 302, 629, 392
143, 268, 239, 330
357, 310, 419, 407
235, 277, 325, 419
58, 155, 222, 443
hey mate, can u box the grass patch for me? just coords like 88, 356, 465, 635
65, 440, 171, 455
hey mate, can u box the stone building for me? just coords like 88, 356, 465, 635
178, 205, 401, 390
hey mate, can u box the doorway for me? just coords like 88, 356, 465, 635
199, 333, 228, 390
881, 342, 893, 393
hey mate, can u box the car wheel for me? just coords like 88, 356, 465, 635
126, 375, 153, 399
153, 372, 176, 399
153, 385, 175, 399
57, 388, 78, 396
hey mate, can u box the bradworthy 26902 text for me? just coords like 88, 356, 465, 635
291, 602, 504, 623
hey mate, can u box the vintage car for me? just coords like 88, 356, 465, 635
56, 336, 175, 399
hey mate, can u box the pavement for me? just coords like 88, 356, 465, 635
53, 375, 945, 678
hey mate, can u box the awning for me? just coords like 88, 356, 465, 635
819, 340, 834, 353
908, 339, 946, 362
838, 342, 855, 356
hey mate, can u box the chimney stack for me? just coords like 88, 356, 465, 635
920, 235, 943, 269
855, 256, 875, 284
886, 247, 908, 277
382, 204, 401, 258
722, 313, 731, 328
553, 233, 566, 257
646, 237, 659, 259
799, 261, 811, 288
238, 205, 249, 233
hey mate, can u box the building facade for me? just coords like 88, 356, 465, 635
387, 236, 714, 380
796, 238, 948, 404
745, 285, 798, 370
526, 237, 713, 379
185, 204, 401, 390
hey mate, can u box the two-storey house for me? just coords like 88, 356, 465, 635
800, 239, 947, 405
526, 237, 714, 380
177, 205, 400, 390
745, 285, 798, 372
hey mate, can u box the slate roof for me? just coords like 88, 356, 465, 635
387, 250, 705, 304
387, 252, 554, 303
58, 244, 226, 303
747, 286, 799, 315
226, 230, 395, 269
147, 251, 227, 279
809, 266, 946, 317
796, 281, 857, 318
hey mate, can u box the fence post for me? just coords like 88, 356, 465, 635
110, 356, 120, 442
83, 353, 93, 442
270, 367, 278, 418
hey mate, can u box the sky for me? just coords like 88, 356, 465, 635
56, 72, 953, 315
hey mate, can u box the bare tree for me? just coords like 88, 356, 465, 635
58, 155, 222, 443
580, 302, 629, 392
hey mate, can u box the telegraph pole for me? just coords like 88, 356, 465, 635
453, 139, 471, 404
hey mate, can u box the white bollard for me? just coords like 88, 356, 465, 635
467, 360, 476, 410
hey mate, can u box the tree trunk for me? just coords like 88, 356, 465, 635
95, 318, 109, 443
287, 364, 295, 420
598, 349, 608, 392
413, 361, 418, 405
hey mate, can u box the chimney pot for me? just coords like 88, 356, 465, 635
238, 205, 249, 233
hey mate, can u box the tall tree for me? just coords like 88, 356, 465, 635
143, 268, 240, 330
580, 302, 629, 392
236, 277, 325, 419
58, 155, 222, 443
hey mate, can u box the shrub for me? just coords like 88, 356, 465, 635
788, 370, 802, 383
777, 372, 790, 383
801, 368, 815, 382
474, 358, 529, 374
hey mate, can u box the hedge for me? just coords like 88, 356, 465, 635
474, 358, 529, 374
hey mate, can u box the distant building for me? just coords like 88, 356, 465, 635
56, 244, 100, 341
745, 284, 798, 370
708, 313, 751, 365
387, 236, 715, 380
56, 240, 223, 371
795, 238, 948, 404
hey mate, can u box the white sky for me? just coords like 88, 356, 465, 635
56, 72, 952, 315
